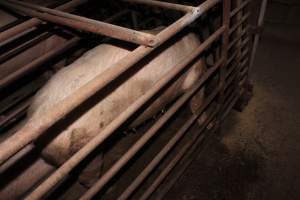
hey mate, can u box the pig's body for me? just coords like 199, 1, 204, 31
28, 31, 205, 166
1, 29, 206, 199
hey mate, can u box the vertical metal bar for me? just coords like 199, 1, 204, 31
249, 0, 268, 74
217, 0, 231, 117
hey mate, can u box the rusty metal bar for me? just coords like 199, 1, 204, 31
0, 10, 130, 174
24, 26, 224, 200
1, 0, 157, 47
228, 27, 248, 49
154, 0, 221, 46
229, 12, 250, 34
217, 0, 230, 120
0, 0, 88, 44
230, 0, 251, 17
122, 0, 195, 12
0, 0, 219, 171
80, 58, 223, 200
0, 10, 130, 90
139, 115, 218, 200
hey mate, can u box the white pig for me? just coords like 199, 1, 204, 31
26, 28, 206, 186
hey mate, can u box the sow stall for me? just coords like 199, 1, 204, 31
0, 0, 256, 199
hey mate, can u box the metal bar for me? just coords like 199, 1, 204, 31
0, 10, 130, 173
249, 0, 268, 74
0, 32, 53, 64
154, 0, 221, 46
23, 25, 225, 200
0, 98, 31, 128
139, 116, 218, 200
226, 57, 248, 78
0, 37, 79, 89
225, 65, 239, 89
221, 88, 241, 120
1, 0, 156, 47
230, 0, 251, 18
217, 0, 231, 120
0, 10, 130, 90
82, 56, 222, 199
0, 144, 34, 173
117, 96, 218, 200
226, 49, 238, 65
229, 12, 250, 35
226, 43, 249, 66
154, 124, 218, 200
0, 0, 219, 170
81, 76, 221, 200
0, 0, 88, 44
226, 60, 239, 78
122, 0, 195, 12
228, 26, 248, 49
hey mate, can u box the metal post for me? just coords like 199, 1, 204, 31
249, 0, 268, 74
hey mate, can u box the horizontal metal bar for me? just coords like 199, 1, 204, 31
230, 0, 251, 18
24, 25, 225, 200
0, 0, 88, 44
123, 0, 195, 12
0, 0, 219, 171
139, 113, 218, 200
229, 12, 250, 35
1, 0, 156, 46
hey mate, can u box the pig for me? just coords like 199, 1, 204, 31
23, 28, 206, 187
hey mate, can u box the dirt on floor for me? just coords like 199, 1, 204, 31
165, 22, 300, 200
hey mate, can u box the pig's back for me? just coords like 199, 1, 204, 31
27, 32, 201, 165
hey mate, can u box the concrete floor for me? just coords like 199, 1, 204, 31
165, 22, 300, 200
